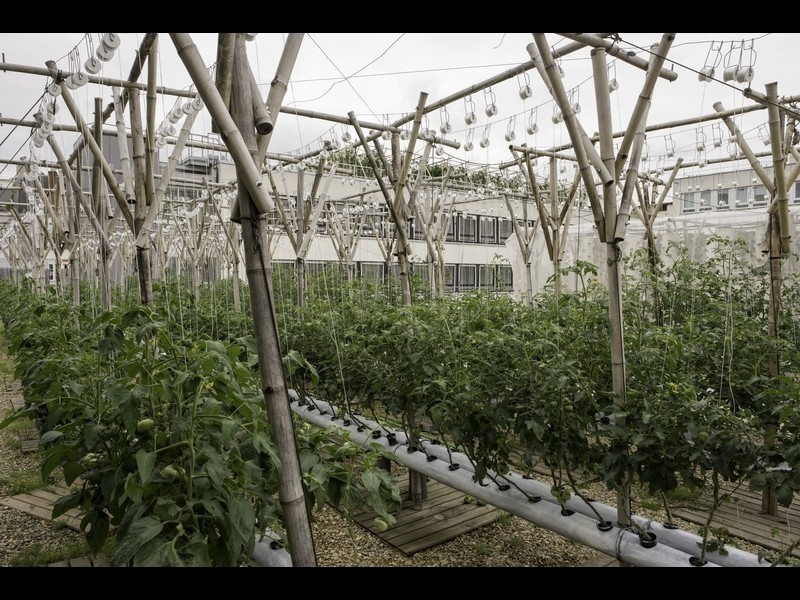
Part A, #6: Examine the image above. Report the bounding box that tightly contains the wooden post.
[172,32,316,567]
[93,97,111,311]
[128,87,154,306]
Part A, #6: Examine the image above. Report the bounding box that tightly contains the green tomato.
[161,465,180,480]
[136,418,155,434]
[373,517,389,532]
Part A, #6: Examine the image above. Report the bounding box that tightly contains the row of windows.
[273,260,514,293]
[681,182,800,212]
[314,213,534,246]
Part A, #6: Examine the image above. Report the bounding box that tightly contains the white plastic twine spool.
[191,96,204,111]
[96,44,114,62]
[464,141,474,151]
[102,32,121,50]
[47,82,61,97]
[479,137,490,148]
[722,65,738,81]
[85,56,102,74]
[342,131,352,143]
[39,121,53,135]
[70,71,89,88]
[736,67,754,83]
[552,111,564,124]
[505,131,515,142]
[485,104,498,117]
[518,85,532,100]
[399,129,409,141]
[440,122,452,134]
[464,112,476,125]
[697,66,715,82]
[182,101,193,115]
[527,123,538,135]
[168,107,183,123]
[608,78,619,92]
[41,109,55,124]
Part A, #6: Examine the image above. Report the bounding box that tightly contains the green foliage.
[0,278,400,567]
[2,230,800,563]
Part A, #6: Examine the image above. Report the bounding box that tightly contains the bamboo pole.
[129,87,154,306]
[713,101,776,198]
[48,133,112,257]
[556,33,678,81]
[112,87,136,205]
[614,35,675,178]
[169,33,273,216]
[764,212,781,517]
[52,70,135,232]
[67,33,160,166]
[530,36,606,242]
[229,33,317,567]
[213,33,236,135]
[133,102,198,249]
[766,82,791,254]
[593,45,628,534]
[31,176,69,249]
[145,37,158,209]
[255,33,305,167]
[92,97,111,311]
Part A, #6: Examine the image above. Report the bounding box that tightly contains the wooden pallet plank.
[0,495,82,530]
[332,471,502,556]
[386,505,499,549]
[674,507,800,559]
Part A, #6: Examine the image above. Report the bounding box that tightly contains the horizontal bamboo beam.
[0,61,194,98]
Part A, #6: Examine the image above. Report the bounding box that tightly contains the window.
[716,189,729,209]
[498,218,514,242]
[445,217,456,242]
[360,262,384,283]
[458,264,477,291]
[753,185,767,205]
[409,220,424,241]
[444,264,456,292]
[497,265,513,291]
[699,190,712,210]
[682,191,697,212]
[479,216,498,244]
[411,262,429,284]
[479,264,494,288]
[460,215,477,243]
[735,187,748,207]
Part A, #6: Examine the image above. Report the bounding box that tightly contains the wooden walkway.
[6,382,39,453]
[672,482,800,561]
[0,485,82,531]
[333,470,502,556]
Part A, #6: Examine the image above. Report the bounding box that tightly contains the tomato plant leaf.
[39,430,63,444]
[136,450,157,484]
[62,461,85,486]
[111,515,163,566]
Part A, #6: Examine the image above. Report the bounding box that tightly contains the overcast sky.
[1,33,797,185]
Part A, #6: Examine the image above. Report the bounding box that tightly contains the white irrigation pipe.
[289,396,716,567]
[253,531,293,567]
[290,393,776,568]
